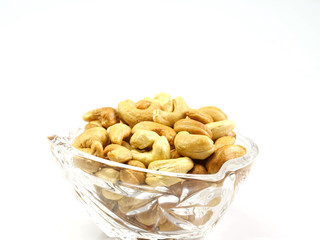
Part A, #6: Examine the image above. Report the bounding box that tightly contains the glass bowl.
[48,127,258,240]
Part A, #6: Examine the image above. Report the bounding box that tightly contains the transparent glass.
[48,127,258,240]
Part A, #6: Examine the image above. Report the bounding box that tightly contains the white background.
[1,0,319,239]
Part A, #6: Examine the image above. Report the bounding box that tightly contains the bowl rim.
[49,126,259,182]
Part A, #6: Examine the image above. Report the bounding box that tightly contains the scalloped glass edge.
[48,126,259,182]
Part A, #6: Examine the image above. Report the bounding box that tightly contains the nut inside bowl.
[48,126,258,240]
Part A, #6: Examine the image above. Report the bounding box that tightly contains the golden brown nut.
[174,118,213,138]
[186,109,213,124]
[131,136,171,166]
[121,141,133,150]
[101,189,123,200]
[103,144,132,163]
[135,204,166,226]
[214,136,236,150]
[72,127,108,158]
[84,120,103,130]
[158,220,181,231]
[198,106,228,122]
[132,121,176,145]
[95,167,120,183]
[120,160,146,185]
[144,93,173,112]
[146,157,194,187]
[170,149,181,159]
[107,123,131,145]
[117,99,161,127]
[153,96,190,127]
[73,156,102,174]
[174,131,215,160]
[83,107,120,128]
[188,164,208,174]
[206,144,247,174]
[130,130,160,149]
[135,99,152,109]
[227,131,237,138]
[117,197,151,214]
[206,120,236,140]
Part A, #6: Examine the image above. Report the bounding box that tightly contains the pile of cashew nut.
[72,93,247,188]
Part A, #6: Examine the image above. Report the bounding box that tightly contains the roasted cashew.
[117,99,161,127]
[174,131,215,160]
[101,189,123,200]
[135,204,166,226]
[130,130,160,149]
[214,136,236,150]
[95,167,120,183]
[131,121,176,145]
[206,144,247,174]
[146,157,194,187]
[135,99,152,109]
[174,118,213,138]
[72,127,108,158]
[186,109,213,124]
[198,106,228,122]
[153,96,190,127]
[189,164,208,174]
[131,136,171,166]
[206,120,236,140]
[159,220,181,231]
[84,120,103,130]
[73,155,102,174]
[170,149,181,159]
[117,197,151,214]
[144,93,173,112]
[83,107,120,128]
[121,141,133,150]
[107,123,131,145]
[103,144,132,163]
[120,160,146,185]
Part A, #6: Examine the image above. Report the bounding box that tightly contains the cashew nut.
[107,123,131,145]
[83,107,120,128]
[72,127,108,158]
[146,157,194,187]
[145,92,173,112]
[117,196,151,214]
[103,144,132,163]
[95,167,120,183]
[84,120,103,130]
[131,136,171,166]
[214,136,236,150]
[135,99,152,109]
[206,144,247,174]
[121,141,133,150]
[101,189,123,200]
[174,131,215,160]
[189,164,208,174]
[159,220,181,231]
[198,106,228,122]
[206,120,236,140]
[170,149,181,159]
[95,168,123,200]
[173,118,213,138]
[120,160,146,185]
[73,155,102,174]
[135,204,166,226]
[117,99,161,127]
[132,121,176,145]
[130,130,160,149]
[186,109,213,124]
[153,96,190,127]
